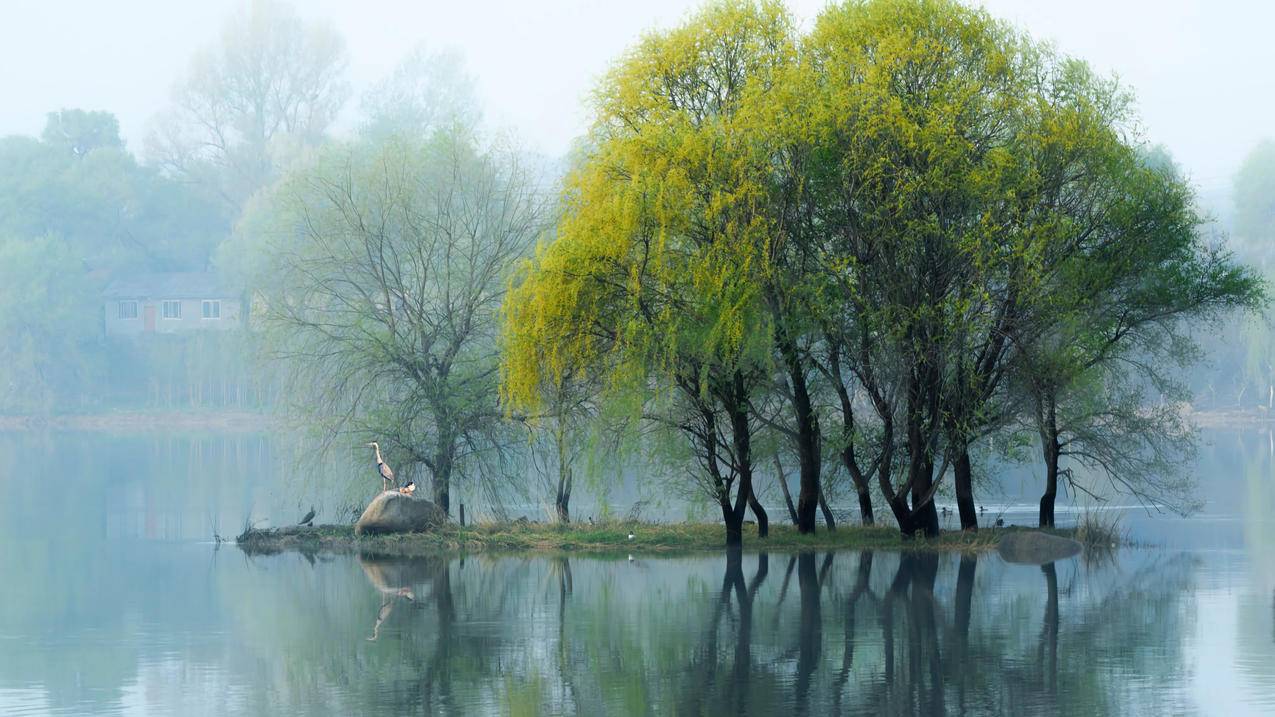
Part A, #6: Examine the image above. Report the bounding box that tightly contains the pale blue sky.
[1,0,1270,205]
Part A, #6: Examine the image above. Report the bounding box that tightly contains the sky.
[2,0,1272,211]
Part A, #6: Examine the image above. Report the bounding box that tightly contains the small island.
[236,519,1098,559]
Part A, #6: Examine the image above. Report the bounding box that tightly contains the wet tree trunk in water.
[774,453,799,525]
[954,447,978,531]
[1038,393,1060,528]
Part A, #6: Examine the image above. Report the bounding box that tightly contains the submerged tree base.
[231,521,1079,557]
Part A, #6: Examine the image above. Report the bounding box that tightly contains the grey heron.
[366,442,397,492]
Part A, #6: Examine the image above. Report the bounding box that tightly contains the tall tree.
[360,45,480,142]
[249,129,543,513]
[502,1,794,543]
[1010,140,1263,526]
[147,0,348,211]
[802,0,1033,536]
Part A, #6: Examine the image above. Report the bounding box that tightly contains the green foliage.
[502,0,1264,533]
[40,109,122,158]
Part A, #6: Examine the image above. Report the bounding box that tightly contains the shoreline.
[234,521,1081,557]
[0,410,274,432]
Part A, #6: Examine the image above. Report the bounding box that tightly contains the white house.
[103,272,242,336]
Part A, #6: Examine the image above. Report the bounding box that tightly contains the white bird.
[627,554,634,562]
[627,533,635,540]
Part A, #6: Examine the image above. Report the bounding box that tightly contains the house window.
[201,300,221,319]
[161,300,181,319]
[118,301,138,319]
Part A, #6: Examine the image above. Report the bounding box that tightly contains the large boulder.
[997,531,1082,565]
[355,492,449,535]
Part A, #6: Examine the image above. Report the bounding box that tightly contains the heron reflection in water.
[367,587,415,642]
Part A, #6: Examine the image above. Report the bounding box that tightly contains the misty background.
[2,0,1274,513]
[3,0,1273,195]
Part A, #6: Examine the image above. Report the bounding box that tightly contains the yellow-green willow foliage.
[503,0,1264,539]
[502,0,798,414]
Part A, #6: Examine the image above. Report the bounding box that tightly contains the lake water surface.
[1,429,1273,715]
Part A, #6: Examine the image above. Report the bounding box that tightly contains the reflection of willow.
[794,552,833,716]
[879,554,945,716]
[677,548,771,715]
[413,556,539,712]
[833,551,879,715]
[999,553,1197,715]
[552,556,578,712]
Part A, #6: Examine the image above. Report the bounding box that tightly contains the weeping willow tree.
[502,1,798,544]
[245,127,545,513]
[505,0,1264,541]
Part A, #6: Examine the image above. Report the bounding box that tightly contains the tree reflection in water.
[293,548,1200,715]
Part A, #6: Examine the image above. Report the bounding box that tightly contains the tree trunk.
[856,488,874,526]
[554,423,573,524]
[555,491,570,524]
[433,446,452,515]
[792,374,821,534]
[747,486,769,538]
[884,494,916,537]
[906,375,940,537]
[819,489,836,531]
[1038,394,1060,528]
[724,382,754,547]
[774,453,799,525]
[722,500,744,547]
[780,337,821,534]
[954,447,978,531]
[828,346,874,525]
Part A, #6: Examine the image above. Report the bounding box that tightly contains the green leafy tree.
[502,1,796,543]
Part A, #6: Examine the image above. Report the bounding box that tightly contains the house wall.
[104,298,242,335]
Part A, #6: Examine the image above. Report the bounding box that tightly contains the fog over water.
[3,1,1275,715]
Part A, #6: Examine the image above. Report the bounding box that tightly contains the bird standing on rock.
[366,442,397,492]
[298,506,315,526]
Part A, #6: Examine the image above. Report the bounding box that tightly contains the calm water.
[1,430,1273,716]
